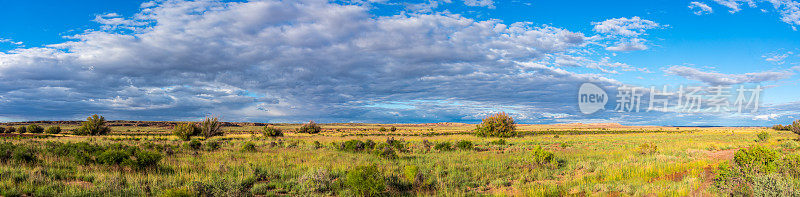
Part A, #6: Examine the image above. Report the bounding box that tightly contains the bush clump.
[130,150,162,170]
[17,126,26,133]
[186,139,202,150]
[345,165,385,197]
[241,141,257,152]
[455,140,474,151]
[757,131,770,142]
[97,149,131,166]
[205,140,221,151]
[297,121,322,134]
[75,114,111,135]
[636,143,658,155]
[529,146,556,167]
[790,120,800,135]
[45,126,61,134]
[376,147,398,159]
[0,143,37,164]
[474,112,517,138]
[173,123,199,141]
[337,139,376,152]
[26,124,44,133]
[733,145,778,173]
[434,142,453,151]
[298,168,334,193]
[773,124,792,131]
[714,146,799,196]
[5,127,14,133]
[199,116,223,139]
[262,125,283,138]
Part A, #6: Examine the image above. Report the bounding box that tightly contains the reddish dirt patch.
[708,149,738,160]
[690,166,718,197]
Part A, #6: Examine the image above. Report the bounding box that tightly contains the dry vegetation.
[0,117,796,196]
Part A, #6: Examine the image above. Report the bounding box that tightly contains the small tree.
[474,112,517,138]
[298,121,322,134]
[792,120,800,136]
[199,116,223,139]
[378,127,387,132]
[27,124,44,133]
[0,127,4,133]
[45,126,62,134]
[390,126,397,132]
[76,114,111,135]
[6,127,15,133]
[173,123,197,141]
[262,125,283,138]
[17,126,26,133]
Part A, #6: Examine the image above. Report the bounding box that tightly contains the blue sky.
[0,0,799,126]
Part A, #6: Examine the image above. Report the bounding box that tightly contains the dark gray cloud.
[1,0,783,125]
[665,65,794,86]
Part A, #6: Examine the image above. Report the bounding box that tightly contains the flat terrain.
[0,121,790,196]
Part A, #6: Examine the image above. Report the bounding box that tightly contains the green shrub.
[186,139,202,150]
[27,124,44,133]
[45,126,61,134]
[298,168,334,193]
[0,127,4,133]
[0,144,37,164]
[734,145,778,173]
[530,146,556,167]
[262,126,283,138]
[757,131,770,142]
[173,123,197,141]
[17,126,26,133]
[97,149,131,166]
[311,141,323,149]
[390,126,397,132]
[455,140,474,151]
[205,140,221,151]
[474,112,517,138]
[76,114,111,135]
[385,138,405,152]
[433,142,453,151]
[345,165,385,197]
[376,147,398,159]
[199,116,223,139]
[636,143,658,155]
[298,121,322,134]
[6,126,15,133]
[751,173,796,196]
[338,140,371,152]
[129,150,162,169]
[241,141,257,152]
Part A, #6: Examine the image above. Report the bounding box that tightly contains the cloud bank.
[0,0,628,123]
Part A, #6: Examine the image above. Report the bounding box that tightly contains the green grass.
[0,124,791,196]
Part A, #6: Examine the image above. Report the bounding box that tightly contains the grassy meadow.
[0,122,796,196]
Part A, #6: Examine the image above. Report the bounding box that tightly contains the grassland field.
[0,122,791,196]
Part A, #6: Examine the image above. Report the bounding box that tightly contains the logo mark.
[578,83,607,114]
